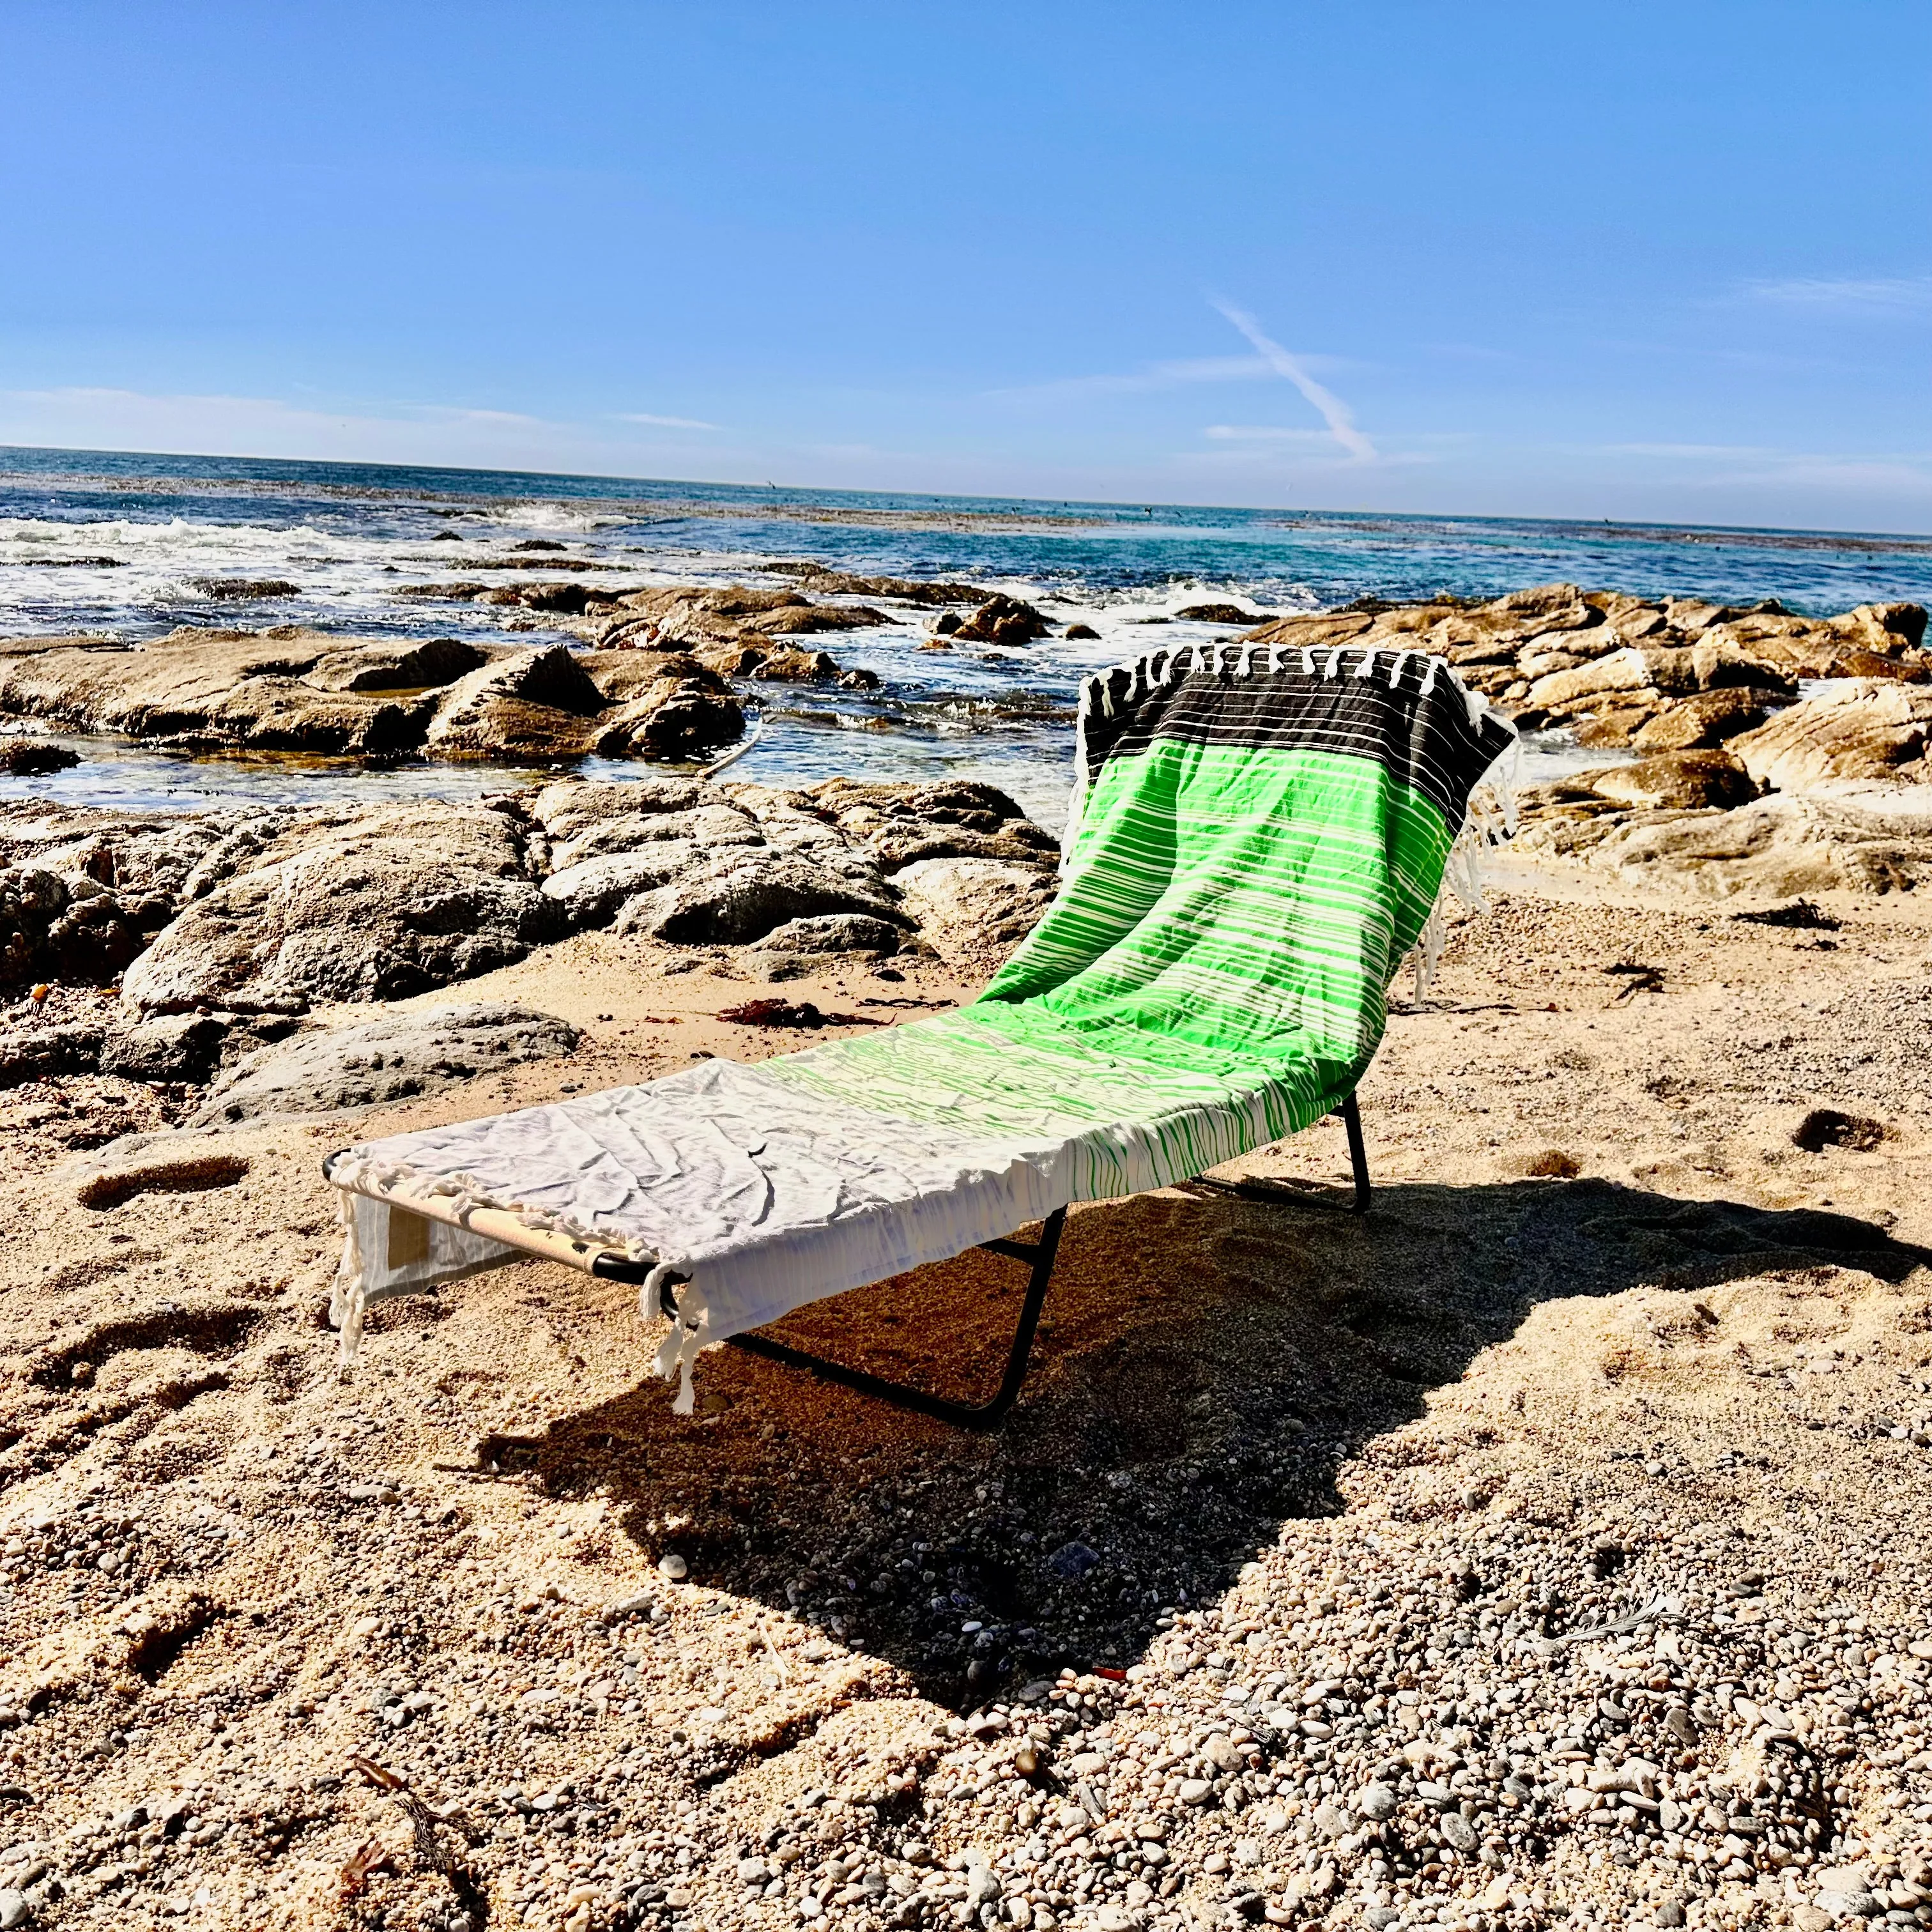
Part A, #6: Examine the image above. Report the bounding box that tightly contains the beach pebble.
[1179,1779,1215,1807]
[656,1554,687,1580]
[0,1892,27,1931]
[1355,1782,1397,1821]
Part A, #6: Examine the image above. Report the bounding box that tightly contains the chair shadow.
[480,1174,1929,1711]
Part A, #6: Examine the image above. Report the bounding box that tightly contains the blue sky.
[3,1,1929,530]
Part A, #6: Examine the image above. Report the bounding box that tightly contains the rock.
[754,914,905,955]
[422,646,608,758]
[540,847,702,928]
[119,800,564,1013]
[1729,680,1932,793]
[1175,604,1259,624]
[187,577,300,599]
[1065,624,1100,641]
[1526,646,1656,710]
[0,626,742,767]
[657,1554,688,1581]
[0,628,454,757]
[891,858,1055,964]
[0,739,78,776]
[0,1887,27,1929]
[1839,599,1928,649]
[1354,1782,1397,1821]
[187,1002,579,1127]
[1046,1541,1100,1579]
[1630,686,1779,751]
[1581,750,1758,810]
[748,647,841,683]
[614,854,905,947]
[1439,1813,1478,1851]
[764,564,990,607]
[0,866,161,988]
[98,1010,298,1085]
[1513,780,1932,895]
[0,1013,105,1087]
[1313,1801,1349,1837]
[949,594,1051,648]
[805,779,1059,873]
[528,777,706,841]
[584,584,888,652]
[1178,1779,1215,1807]
[297,636,488,694]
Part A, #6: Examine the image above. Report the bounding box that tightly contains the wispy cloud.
[1211,302,1376,462]
[615,411,722,430]
[1745,275,1932,313]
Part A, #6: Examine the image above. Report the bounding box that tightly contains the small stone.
[1046,1542,1101,1581]
[0,1893,26,1932]
[657,1554,688,1580]
[1439,1813,1478,1851]
[1314,1802,1349,1839]
[1354,1782,1398,1821]
[1656,1905,1686,1930]
[1790,1912,1829,1932]
[1179,1778,1215,1806]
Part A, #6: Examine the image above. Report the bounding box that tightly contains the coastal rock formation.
[6,778,1054,1044]
[188,1001,582,1128]
[1241,586,1931,748]
[0,627,744,766]
[1728,679,1932,792]
[118,800,566,1013]
[1514,781,1932,895]
[949,592,1051,647]
[571,583,890,653]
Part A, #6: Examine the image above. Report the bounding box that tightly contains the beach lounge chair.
[324,640,1515,1427]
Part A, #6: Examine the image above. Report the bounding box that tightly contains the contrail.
[1213,300,1376,462]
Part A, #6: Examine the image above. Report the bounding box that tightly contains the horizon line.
[2,438,1930,547]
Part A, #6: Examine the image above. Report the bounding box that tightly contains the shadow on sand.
[472,1163,1929,1708]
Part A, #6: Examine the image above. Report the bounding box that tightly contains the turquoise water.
[5,445,1931,824]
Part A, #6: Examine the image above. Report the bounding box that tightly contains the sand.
[0,870,1928,1932]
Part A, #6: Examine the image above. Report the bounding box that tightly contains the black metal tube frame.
[590,1090,1368,1430]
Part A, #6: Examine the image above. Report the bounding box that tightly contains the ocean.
[6,445,1932,828]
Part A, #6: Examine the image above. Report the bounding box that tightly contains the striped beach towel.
[325,640,1515,1406]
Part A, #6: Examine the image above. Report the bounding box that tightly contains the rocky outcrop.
[1513,783,1932,897]
[1728,680,1932,793]
[1241,587,1930,749]
[572,584,890,654]
[118,800,565,1013]
[187,1002,581,1128]
[11,774,1055,1025]
[0,627,744,766]
[949,594,1051,648]
[763,563,992,608]
[0,737,79,775]
[892,856,1058,967]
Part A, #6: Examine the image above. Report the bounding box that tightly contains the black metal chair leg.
[604,1208,1070,1432]
[1185,1089,1373,1215]
[1336,1089,1372,1214]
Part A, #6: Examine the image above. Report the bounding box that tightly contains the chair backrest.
[977,641,1517,1080]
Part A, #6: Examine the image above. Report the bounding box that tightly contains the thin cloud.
[1211,302,1376,462]
[615,411,722,431]
[1745,276,1932,313]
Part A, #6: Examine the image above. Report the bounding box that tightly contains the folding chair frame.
[590,1091,1371,1431]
